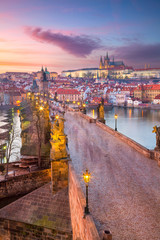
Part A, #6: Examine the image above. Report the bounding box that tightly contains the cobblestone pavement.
[65,112,160,240]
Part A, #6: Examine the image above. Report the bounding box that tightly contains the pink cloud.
[25,27,102,57]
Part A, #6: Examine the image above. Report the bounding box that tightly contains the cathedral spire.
[106,52,109,60]
[41,66,44,72]
[99,56,103,69]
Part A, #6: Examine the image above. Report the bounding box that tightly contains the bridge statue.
[97,98,105,124]
[152,126,160,151]
[50,117,67,159]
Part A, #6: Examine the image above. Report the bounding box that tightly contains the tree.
[4,116,21,175]
[33,102,51,168]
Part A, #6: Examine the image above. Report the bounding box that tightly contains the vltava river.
[87,107,160,150]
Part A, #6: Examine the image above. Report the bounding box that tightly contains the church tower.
[99,56,104,69]
[104,52,110,69]
[39,67,48,95]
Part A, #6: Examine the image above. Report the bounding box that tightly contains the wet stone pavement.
[64,112,160,240]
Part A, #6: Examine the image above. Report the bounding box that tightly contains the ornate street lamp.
[83,169,91,215]
[114,114,118,131]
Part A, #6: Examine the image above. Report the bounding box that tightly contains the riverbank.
[113,103,160,110]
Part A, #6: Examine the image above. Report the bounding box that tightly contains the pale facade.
[62,68,109,78]
[130,68,160,79]
[134,85,160,102]
[116,93,127,105]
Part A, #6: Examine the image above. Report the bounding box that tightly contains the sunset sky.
[0,0,160,73]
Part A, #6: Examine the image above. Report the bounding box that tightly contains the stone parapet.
[0,219,72,240]
[69,163,100,240]
[0,169,51,199]
[74,111,160,164]
[95,120,151,158]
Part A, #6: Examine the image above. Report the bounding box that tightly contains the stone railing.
[69,163,101,240]
[0,169,51,199]
[0,219,72,240]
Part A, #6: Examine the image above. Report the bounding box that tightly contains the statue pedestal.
[154,147,160,151]
[97,118,106,124]
[51,158,69,194]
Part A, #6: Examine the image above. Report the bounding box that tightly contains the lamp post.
[83,169,91,215]
[114,114,118,131]
[39,106,44,111]
[55,115,59,120]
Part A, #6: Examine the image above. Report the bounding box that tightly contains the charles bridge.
[0,99,160,240]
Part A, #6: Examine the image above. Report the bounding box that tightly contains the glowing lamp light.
[3,145,7,150]
[83,169,91,184]
[73,101,75,104]
[114,114,118,131]
[39,106,43,111]
[83,104,86,107]
[55,115,59,120]
[67,99,69,102]
[77,102,80,105]
[83,169,91,215]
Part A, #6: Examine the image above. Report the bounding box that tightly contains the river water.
[87,107,160,150]
[0,110,21,163]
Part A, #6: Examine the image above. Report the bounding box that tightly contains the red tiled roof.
[56,88,80,95]
[154,94,160,99]
[135,84,160,91]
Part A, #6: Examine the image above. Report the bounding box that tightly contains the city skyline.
[0,0,160,73]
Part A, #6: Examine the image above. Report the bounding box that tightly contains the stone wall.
[0,219,72,240]
[95,120,151,158]
[69,163,100,240]
[0,169,51,199]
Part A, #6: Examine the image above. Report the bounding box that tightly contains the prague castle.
[62,52,131,79]
[99,52,125,70]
